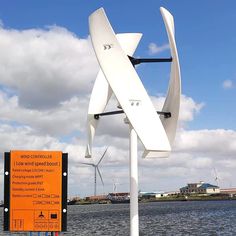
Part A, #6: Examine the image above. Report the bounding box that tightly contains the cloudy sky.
[0,1,235,198]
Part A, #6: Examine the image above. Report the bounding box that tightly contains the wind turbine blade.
[89,8,170,154]
[97,167,104,186]
[77,162,95,167]
[143,8,181,158]
[85,33,142,158]
[97,147,108,165]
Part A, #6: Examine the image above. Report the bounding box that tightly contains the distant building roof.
[199,183,219,189]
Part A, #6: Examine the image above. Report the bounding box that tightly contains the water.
[1,200,236,235]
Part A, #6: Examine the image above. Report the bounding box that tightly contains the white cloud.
[179,95,204,124]
[175,129,236,156]
[222,79,234,89]
[0,91,88,136]
[137,126,236,191]
[148,42,169,55]
[0,25,98,109]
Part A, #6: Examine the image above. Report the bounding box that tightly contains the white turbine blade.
[97,167,104,186]
[143,7,181,158]
[89,8,171,153]
[97,147,108,165]
[85,33,142,158]
[78,162,95,167]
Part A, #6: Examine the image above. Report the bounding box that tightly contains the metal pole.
[95,167,97,196]
[129,126,139,236]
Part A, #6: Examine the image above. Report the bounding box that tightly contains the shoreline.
[67,194,236,205]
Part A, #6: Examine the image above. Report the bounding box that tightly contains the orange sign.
[4,150,67,232]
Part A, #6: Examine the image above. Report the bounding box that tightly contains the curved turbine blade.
[143,7,181,158]
[97,147,108,165]
[89,8,170,153]
[85,33,142,158]
[160,7,181,143]
[97,167,104,186]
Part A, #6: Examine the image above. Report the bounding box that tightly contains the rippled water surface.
[1,200,236,235]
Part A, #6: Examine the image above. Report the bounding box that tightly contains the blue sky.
[0,1,235,197]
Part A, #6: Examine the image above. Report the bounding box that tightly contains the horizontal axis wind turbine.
[79,147,108,196]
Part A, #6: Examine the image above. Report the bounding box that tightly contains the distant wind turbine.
[213,167,220,187]
[79,147,108,196]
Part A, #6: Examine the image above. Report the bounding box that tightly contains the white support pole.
[129,126,139,236]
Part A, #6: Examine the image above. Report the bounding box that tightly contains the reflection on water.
[1,201,236,235]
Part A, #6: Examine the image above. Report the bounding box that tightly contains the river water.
[1,200,236,235]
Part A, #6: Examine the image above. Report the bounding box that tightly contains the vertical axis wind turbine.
[87,7,181,236]
[80,148,108,196]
